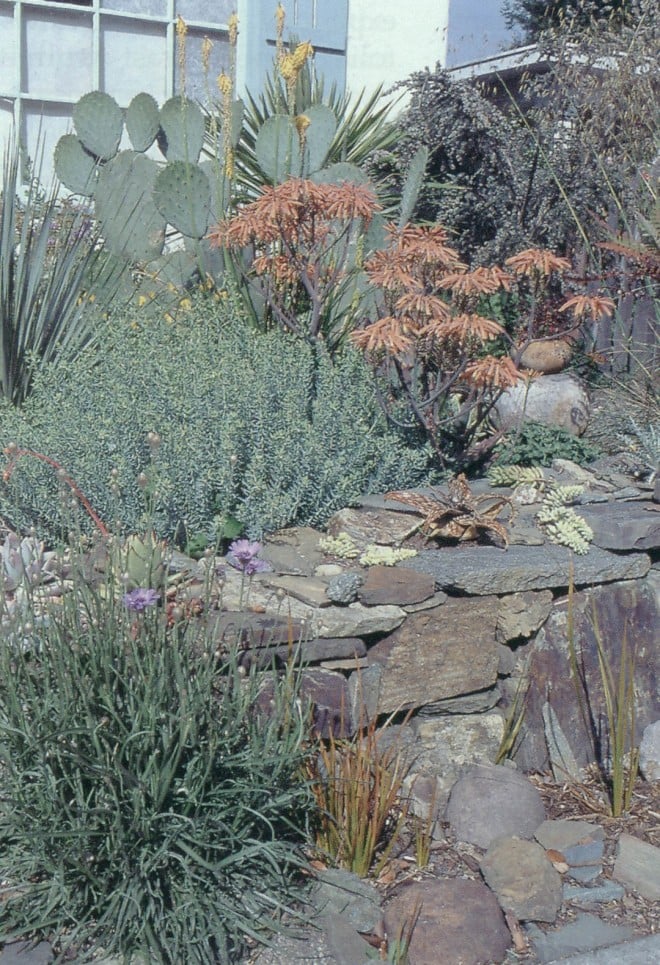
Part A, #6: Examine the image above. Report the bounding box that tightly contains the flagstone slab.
[399,543,651,594]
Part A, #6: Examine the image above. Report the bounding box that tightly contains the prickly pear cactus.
[73,91,123,161]
[126,92,160,153]
[95,151,166,262]
[255,114,302,183]
[298,104,337,175]
[158,96,205,163]
[153,162,211,240]
[398,145,429,228]
[54,134,99,196]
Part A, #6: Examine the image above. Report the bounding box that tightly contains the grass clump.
[0,547,316,963]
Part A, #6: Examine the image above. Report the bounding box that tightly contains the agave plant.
[0,133,118,406]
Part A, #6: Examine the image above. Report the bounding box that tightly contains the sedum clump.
[0,298,432,542]
[536,485,593,554]
[319,532,361,559]
[358,544,417,567]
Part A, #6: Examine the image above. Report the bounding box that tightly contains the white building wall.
[345,0,450,96]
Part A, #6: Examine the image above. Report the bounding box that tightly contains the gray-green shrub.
[0,297,432,541]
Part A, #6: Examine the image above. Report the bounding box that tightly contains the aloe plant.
[0,134,117,406]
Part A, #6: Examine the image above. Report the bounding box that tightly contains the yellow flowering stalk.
[176,15,188,93]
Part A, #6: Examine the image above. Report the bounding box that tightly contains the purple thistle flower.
[123,587,160,612]
[227,539,271,575]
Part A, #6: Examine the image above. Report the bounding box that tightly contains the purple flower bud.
[123,587,160,612]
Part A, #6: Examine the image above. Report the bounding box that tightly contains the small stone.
[481,836,563,922]
[563,881,626,904]
[315,563,343,577]
[325,571,363,605]
[496,590,553,642]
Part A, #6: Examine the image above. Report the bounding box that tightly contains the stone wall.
[211,461,659,814]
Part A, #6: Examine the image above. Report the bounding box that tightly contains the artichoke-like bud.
[1,532,52,590]
[120,532,167,590]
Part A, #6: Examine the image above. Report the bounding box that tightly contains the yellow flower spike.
[201,36,213,75]
[166,282,177,293]
[137,295,148,307]
[292,41,313,70]
[179,297,192,311]
[164,313,174,324]
[176,15,188,90]
[278,53,295,81]
[217,72,232,96]
[275,3,285,38]
[294,114,311,136]
[228,13,239,47]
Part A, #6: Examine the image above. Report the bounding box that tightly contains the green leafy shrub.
[0,298,432,541]
[0,566,314,963]
[494,421,601,468]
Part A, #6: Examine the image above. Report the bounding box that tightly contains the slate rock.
[311,868,382,933]
[480,836,563,922]
[325,571,362,605]
[262,573,332,607]
[358,565,435,607]
[496,589,553,642]
[325,507,418,547]
[361,597,499,715]
[406,712,505,814]
[208,611,307,648]
[400,543,651,595]
[383,877,511,965]
[262,526,325,575]
[317,601,406,638]
[535,819,605,854]
[445,764,546,849]
[639,719,660,781]
[240,636,366,670]
[318,913,372,965]
[563,881,626,904]
[613,833,660,900]
[578,502,660,551]
[544,932,660,963]
[255,668,351,739]
[526,912,635,963]
[0,943,54,964]
[513,577,660,772]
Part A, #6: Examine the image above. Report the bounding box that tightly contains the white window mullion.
[166,0,175,97]
[92,0,101,91]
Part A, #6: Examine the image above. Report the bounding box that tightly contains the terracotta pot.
[517,338,573,374]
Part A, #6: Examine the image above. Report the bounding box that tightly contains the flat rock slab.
[261,526,325,575]
[497,589,554,642]
[578,502,660,551]
[325,506,418,547]
[527,913,635,963]
[613,833,660,900]
[362,597,499,714]
[384,877,511,965]
[544,932,660,963]
[480,836,563,922]
[358,565,435,606]
[399,543,650,594]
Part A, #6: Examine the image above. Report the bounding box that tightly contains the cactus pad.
[126,93,160,153]
[255,115,302,183]
[73,91,123,161]
[298,104,337,175]
[54,134,99,196]
[153,162,211,239]
[158,96,205,162]
[95,151,166,262]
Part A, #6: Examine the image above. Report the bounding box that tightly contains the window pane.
[175,29,231,106]
[0,6,16,94]
[23,10,93,99]
[101,18,168,104]
[23,102,72,186]
[101,0,168,15]
[176,0,234,24]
